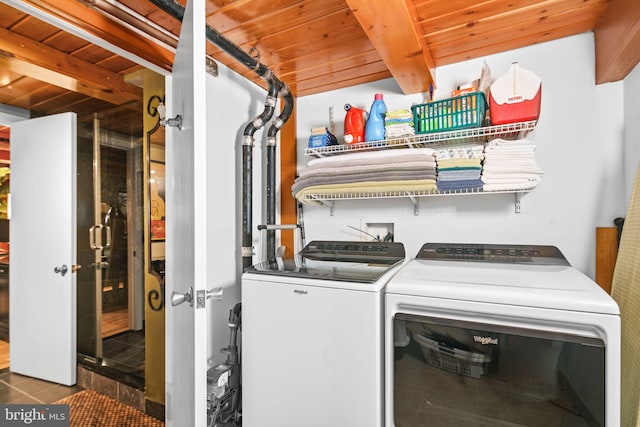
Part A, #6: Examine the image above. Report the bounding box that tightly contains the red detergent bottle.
[343,104,367,144]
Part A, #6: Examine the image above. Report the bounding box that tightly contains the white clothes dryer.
[385,243,620,427]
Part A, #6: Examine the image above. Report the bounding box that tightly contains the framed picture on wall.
[150,161,165,241]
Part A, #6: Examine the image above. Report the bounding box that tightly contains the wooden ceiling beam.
[16,0,174,73]
[595,0,640,84]
[344,0,435,94]
[0,26,141,105]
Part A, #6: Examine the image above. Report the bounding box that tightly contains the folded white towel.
[483,177,541,192]
[299,160,436,178]
[481,173,543,183]
[483,159,540,168]
[484,153,535,160]
[307,147,435,168]
[385,124,415,138]
[484,146,536,154]
[483,164,544,174]
[486,138,535,147]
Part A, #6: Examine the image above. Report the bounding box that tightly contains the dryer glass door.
[393,314,605,426]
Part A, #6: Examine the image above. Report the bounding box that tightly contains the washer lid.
[388,245,619,315]
[245,240,406,284]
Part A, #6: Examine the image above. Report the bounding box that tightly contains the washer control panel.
[301,240,406,264]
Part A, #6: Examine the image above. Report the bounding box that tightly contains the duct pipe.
[147,0,295,268]
[265,84,294,260]
[85,0,179,51]
[148,0,274,80]
[242,75,278,269]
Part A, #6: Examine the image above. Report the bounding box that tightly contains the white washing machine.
[385,243,620,427]
[242,240,406,427]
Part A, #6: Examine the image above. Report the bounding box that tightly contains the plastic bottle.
[343,104,367,144]
[365,93,387,142]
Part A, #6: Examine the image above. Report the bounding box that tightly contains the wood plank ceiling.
[0,0,638,153]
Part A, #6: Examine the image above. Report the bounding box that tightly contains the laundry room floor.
[0,369,83,404]
[393,343,590,427]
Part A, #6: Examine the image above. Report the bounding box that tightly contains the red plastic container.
[489,62,541,125]
[343,104,367,144]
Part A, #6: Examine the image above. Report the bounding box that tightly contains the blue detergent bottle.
[365,93,387,141]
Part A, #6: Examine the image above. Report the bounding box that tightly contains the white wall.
[296,32,625,277]
[623,62,640,203]
[205,63,267,365]
[0,104,30,126]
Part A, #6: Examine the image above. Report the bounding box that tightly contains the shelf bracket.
[407,193,420,215]
[515,193,521,213]
[318,200,335,216]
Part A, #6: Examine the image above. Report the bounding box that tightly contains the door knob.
[171,287,193,307]
[54,265,68,276]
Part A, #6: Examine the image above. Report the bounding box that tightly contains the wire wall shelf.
[304,120,537,157]
[300,120,539,214]
[303,188,531,215]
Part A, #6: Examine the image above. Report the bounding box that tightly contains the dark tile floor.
[102,329,145,379]
[0,330,144,407]
[0,369,84,404]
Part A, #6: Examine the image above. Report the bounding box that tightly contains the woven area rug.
[55,389,164,427]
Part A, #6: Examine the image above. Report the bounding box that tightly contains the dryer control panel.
[416,243,569,265]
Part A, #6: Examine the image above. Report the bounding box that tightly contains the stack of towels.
[435,145,484,192]
[293,148,436,204]
[482,138,543,191]
[384,109,415,139]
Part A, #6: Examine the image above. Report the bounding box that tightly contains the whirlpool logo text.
[473,335,498,345]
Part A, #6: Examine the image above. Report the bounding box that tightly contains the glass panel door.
[77,115,144,381]
[77,120,98,359]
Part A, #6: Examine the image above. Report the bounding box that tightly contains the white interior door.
[165,0,209,424]
[9,112,77,386]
